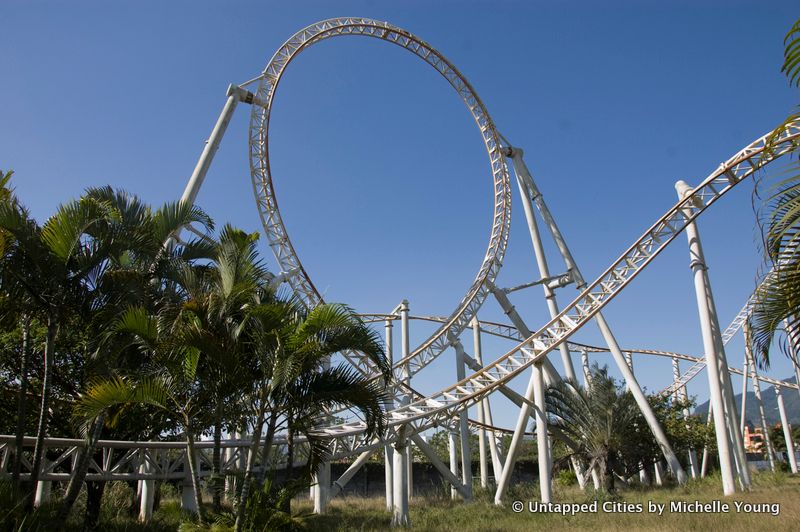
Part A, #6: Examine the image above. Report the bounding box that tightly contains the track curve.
[248,17,511,380]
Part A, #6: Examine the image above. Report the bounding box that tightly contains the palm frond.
[41,196,115,262]
[152,201,214,244]
[74,375,169,422]
[782,18,800,87]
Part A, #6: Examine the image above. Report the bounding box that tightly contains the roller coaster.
[3,17,800,526]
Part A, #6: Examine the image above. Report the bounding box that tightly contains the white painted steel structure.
[4,17,800,524]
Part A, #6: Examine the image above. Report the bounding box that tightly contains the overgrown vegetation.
[0,176,390,530]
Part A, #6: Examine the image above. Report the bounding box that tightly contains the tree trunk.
[85,480,106,530]
[12,315,31,493]
[282,424,294,514]
[255,411,278,487]
[234,408,267,532]
[27,318,57,509]
[56,412,106,521]
[185,425,205,524]
[601,456,615,492]
[212,406,223,511]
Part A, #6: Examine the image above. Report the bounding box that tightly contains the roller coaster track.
[248,17,511,383]
[5,17,799,488]
[308,118,800,459]
[358,313,796,401]
[242,17,800,460]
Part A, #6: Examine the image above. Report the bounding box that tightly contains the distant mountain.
[694,375,800,427]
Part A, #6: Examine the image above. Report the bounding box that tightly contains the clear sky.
[2,0,799,429]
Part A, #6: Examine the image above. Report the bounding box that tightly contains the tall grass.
[296,471,800,532]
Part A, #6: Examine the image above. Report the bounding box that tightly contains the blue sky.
[2,0,799,429]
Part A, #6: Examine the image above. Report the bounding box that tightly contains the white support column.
[472,321,489,488]
[676,180,737,495]
[313,462,330,514]
[476,397,488,489]
[639,463,651,485]
[571,457,587,490]
[701,405,712,478]
[33,458,51,507]
[532,360,553,502]
[581,349,592,387]
[385,318,395,511]
[494,363,552,505]
[330,448,375,498]
[392,437,410,527]
[178,85,250,208]
[775,386,798,473]
[510,148,687,483]
[591,468,601,490]
[181,451,198,514]
[410,434,470,499]
[717,350,752,488]
[744,330,776,471]
[470,320,503,481]
[172,84,245,246]
[740,352,749,435]
[139,451,155,523]
[673,359,700,478]
[454,331,473,500]
[483,402,503,481]
[448,432,459,500]
[400,301,413,502]
[512,163,578,382]
[654,462,665,486]
[223,442,234,502]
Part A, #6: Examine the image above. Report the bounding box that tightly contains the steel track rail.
[358,313,792,399]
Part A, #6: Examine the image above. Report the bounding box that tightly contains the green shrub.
[556,469,577,487]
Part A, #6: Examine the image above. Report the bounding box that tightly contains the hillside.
[694,375,800,426]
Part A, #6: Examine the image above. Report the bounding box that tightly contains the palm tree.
[749,17,800,367]
[74,306,211,524]
[231,301,390,532]
[544,367,656,492]
[56,189,215,522]
[0,192,114,508]
[171,224,271,511]
[0,171,34,494]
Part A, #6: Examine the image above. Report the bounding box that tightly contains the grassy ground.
[5,472,799,531]
[295,472,800,532]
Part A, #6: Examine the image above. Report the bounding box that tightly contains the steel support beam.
[139,452,155,523]
[391,437,410,528]
[454,331,473,500]
[509,148,687,484]
[472,318,503,481]
[672,358,700,478]
[775,386,798,473]
[744,328,776,472]
[410,434,470,499]
[384,318,395,511]
[330,447,376,498]
[400,301,413,502]
[676,180,739,494]
[513,165,578,382]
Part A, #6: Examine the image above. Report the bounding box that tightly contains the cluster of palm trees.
[0,173,390,529]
